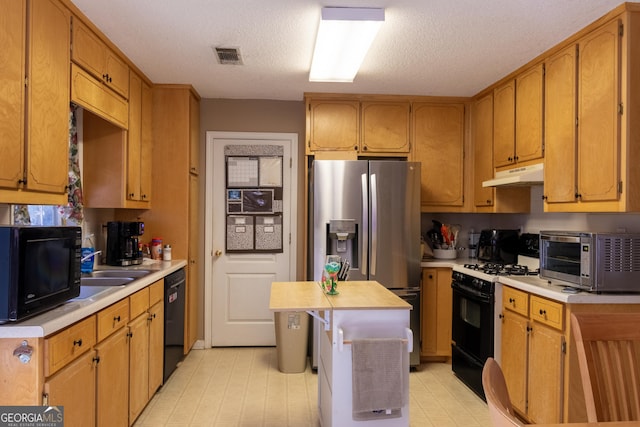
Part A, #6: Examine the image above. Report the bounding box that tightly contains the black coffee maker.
[106,221,144,266]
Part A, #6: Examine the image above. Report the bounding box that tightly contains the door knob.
[215,250,223,257]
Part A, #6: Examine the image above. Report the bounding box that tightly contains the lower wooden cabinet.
[95,328,129,427]
[40,281,164,427]
[129,281,164,424]
[421,267,453,360]
[500,286,565,424]
[44,350,97,427]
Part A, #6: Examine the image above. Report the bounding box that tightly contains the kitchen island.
[270,280,412,427]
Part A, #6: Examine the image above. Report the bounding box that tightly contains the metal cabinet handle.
[73,339,82,347]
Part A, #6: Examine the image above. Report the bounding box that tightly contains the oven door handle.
[451,282,493,303]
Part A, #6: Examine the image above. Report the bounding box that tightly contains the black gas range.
[450,232,540,400]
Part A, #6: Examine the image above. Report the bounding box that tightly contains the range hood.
[482,163,544,187]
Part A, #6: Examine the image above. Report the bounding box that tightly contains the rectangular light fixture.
[309,7,385,82]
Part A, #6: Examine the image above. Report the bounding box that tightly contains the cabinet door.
[493,80,516,168]
[148,301,164,396]
[45,350,96,427]
[71,18,128,99]
[421,268,452,357]
[413,103,465,207]
[577,19,621,202]
[71,18,106,86]
[188,92,200,174]
[127,72,142,201]
[0,0,25,190]
[26,0,70,193]
[545,45,578,203]
[104,50,129,99]
[126,73,151,203]
[140,81,153,201]
[528,323,564,424]
[515,63,544,162]
[128,314,150,423]
[95,328,129,427]
[501,309,528,415]
[361,101,410,153]
[307,100,359,152]
[186,173,199,352]
[472,93,494,207]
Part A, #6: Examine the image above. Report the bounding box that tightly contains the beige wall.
[198,98,306,340]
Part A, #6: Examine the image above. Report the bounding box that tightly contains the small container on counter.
[151,237,163,260]
[163,244,172,261]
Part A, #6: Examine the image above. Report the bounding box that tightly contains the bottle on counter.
[81,234,96,274]
[151,237,163,260]
[163,244,172,261]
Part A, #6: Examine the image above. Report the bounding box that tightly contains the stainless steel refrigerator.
[308,160,422,366]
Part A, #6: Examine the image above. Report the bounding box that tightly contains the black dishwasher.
[164,268,185,382]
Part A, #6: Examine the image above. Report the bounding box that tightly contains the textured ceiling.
[70,0,635,101]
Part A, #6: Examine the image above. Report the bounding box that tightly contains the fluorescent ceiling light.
[309,7,385,82]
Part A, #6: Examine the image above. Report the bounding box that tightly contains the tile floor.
[134,347,492,427]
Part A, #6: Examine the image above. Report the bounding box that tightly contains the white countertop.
[421,257,640,304]
[0,260,187,338]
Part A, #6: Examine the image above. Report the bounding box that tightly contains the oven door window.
[542,240,581,276]
[452,288,494,362]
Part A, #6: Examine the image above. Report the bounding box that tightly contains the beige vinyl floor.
[133,347,492,427]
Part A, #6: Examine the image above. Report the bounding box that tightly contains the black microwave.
[0,226,82,322]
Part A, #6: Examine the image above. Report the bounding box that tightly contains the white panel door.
[205,132,297,346]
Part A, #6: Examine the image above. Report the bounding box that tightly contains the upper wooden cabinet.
[577,19,620,204]
[544,15,640,212]
[472,94,495,207]
[493,80,516,168]
[189,92,200,175]
[360,101,411,153]
[83,108,150,209]
[305,96,411,156]
[71,17,129,99]
[0,0,70,205]
[412,103,465,209]
[515,63,544,162]
[544,44,578,204]
[493,63,544,168]
[126,72,152,204]
[472,93,531,213]
[306,98,360,153]
[71,63,128,129]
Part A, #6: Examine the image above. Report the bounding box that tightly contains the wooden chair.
[482,357,526,427]
[570,312,640,422]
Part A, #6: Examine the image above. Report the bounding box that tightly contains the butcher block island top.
[269,280,411,311]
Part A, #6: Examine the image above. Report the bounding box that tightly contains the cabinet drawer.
[149,279,164,306]
[530,296,564,330]
[45,316,97,377]
[130,287,150,319]
[97,299,130,342]
[503,286,529,317]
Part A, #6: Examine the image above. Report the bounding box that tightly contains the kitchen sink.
[73,285,114,300]
[81,277,134,287]
[89,270,151,278]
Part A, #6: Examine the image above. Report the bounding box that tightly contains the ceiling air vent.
[214,47,243,65]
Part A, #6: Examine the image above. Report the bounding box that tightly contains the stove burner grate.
[463,263,539,276]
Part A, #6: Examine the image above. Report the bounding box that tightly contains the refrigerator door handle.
[370,173,377,276]
[361,173,368,275]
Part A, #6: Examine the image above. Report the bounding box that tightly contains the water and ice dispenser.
[326,219,358,267]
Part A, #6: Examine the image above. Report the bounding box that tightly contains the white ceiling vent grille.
[214,47,243,65]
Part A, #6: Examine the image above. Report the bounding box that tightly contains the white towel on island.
[351,338,407,421]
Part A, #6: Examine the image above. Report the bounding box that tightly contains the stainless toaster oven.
[540,231,640,293]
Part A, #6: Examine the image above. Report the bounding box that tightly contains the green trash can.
[274,311,310,373]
